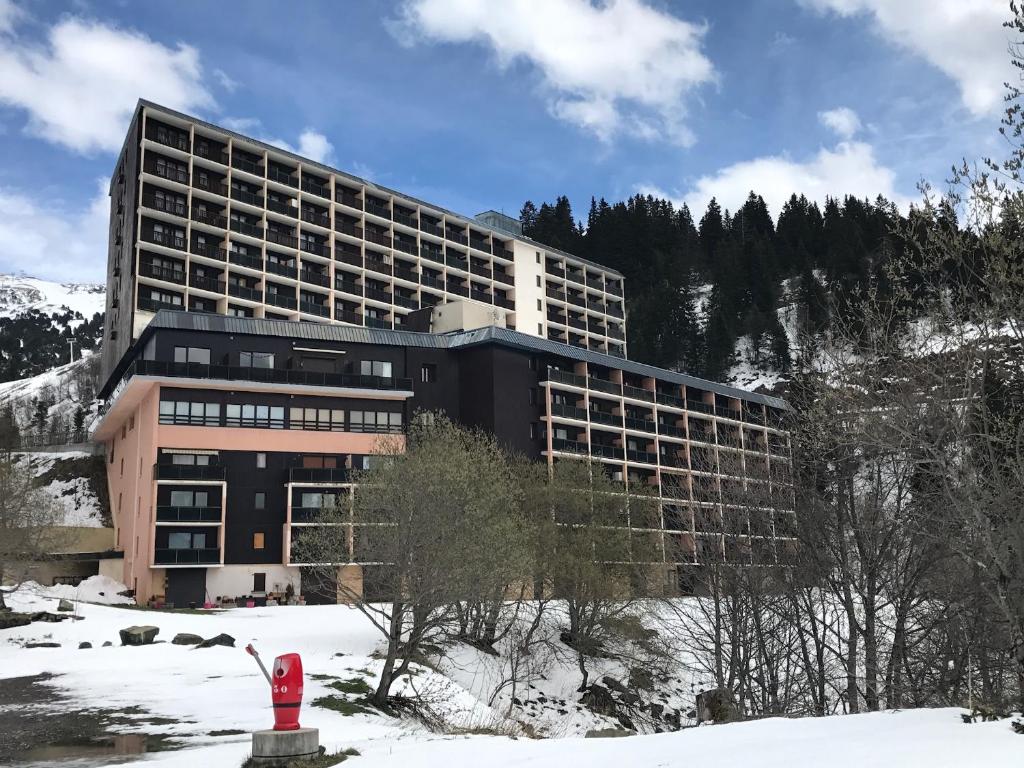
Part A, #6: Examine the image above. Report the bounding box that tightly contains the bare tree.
[296,415,530,708]
[0,451,66,610]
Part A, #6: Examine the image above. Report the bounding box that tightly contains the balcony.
[335,308,362,324]
[193,175,228,197]
[394,239,417,256]
[145,230,186,251]
[266,292,297,310]
[268,167,298,187]
[546,264,566,278]
[545,367,587,388]
[141,193,187,218]
[627,449,659,465]
[263,261,295,280]
[394,211,418,228]
[364,315,390,329]
[365,229,391,248]
[299,300,330,318]
[567,293,586,308]
[607,282,623,296]
[230,219,264,239]
[394,294,418,310]
[420,247,444,265]
[586,276,604,290]
[154,463,226,481]
[624,416,656,433]
[590,409,619,427]
[494,269,513,285]
[568,316,586,331]
[470,263,492,279]
[447,255,469,272]
[546,287,566,301]
[364,256,392,275]
[660,423,686,439]
[420,220,443,237]
[336,220,363,240]
[301,179,330,199]
[289,467,351,484]
[227,283,262,302]
[231,155,264,176]
[156,506,221,523]
[335,278,362,296]
[191,208,227,229]
[149,129,189,152]
[335,248,362,268]
[657,392,685,409]
[120,358,413,392]
[228,250,263,271]
[148,163,189,185]
[137,296,183,313]
[420,274,444,290]
[154,548,220,566]
[266,229,298,249]
[687,400,715,416]
[588,377,620,395]
[267,198,297,217]
[231,188,265,208]
[300,240,330,258]
[300,208,331,228]
[139,263,185,285]
[445,229,468,246]
[608,304,625,318]
[623,385,655,403]
[446,283,469,298]
[191,242,227,261]
[469,238,491,254]
[716,406,743,421]
[495,296,514,310]
[365,200,391,219]
[291,506,335,523]
[393,264,419,283]
[300,268,330,288]
[365,286,392,303]
[550,438,588,455]
[550,403,588,421]
[189,274,223,293]
[337,189,362,209]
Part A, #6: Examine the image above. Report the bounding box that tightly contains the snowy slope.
[0,591,1019,768]
[0,273,105,320]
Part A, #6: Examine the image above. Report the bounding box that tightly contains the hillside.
[0,274,105,321]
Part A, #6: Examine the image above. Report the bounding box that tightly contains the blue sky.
[0,0,1014,282]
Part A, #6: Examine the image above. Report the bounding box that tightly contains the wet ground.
[0,674,185,766]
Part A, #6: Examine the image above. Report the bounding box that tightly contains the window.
[254,492,265,510]
[159,400,220,426]
[256,452,266,469]
[349,411,403,433]
[147,288,182,306]
[253,573,267,592]
[174,346,211,365]
[538,323,544,335]
[536,251,541,264]
[420,364,437,383]
[300,492,329,508]
[359,360,393,378]
[289,407,345,431]
[301,455,338,469]
[169,490,208,507]
[225,403,285,429]
[536,275,542,287]
[170,453,211,466]
[253,533,265,550]
[537,298,542,311]
[240,351,275,368]
[529,388,537,406]
[168,532,207,550]
[530,423,537,440]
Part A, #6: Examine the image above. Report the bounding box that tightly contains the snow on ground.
[15,576,134,605]
[1,589,1019,767]
[0,274,105,321]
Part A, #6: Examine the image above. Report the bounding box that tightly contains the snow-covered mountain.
[0,273,105,320]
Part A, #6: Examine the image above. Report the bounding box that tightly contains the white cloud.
[638,139,912,219]
[798,0,1012,117]
[390,0,716,145]
[213,68,239,93]
[266,129,335,165]
[0,0,25,34]
[0,180,109,282]
[0,15,214,154]
[818,106,861,138]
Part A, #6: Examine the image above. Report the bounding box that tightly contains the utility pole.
[68,338,75,364]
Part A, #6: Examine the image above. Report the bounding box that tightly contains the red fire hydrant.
[246,644,304,731]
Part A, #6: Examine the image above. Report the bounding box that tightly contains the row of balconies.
[546,284,625,317]
[142,140,517,259]
[545,261,623,297]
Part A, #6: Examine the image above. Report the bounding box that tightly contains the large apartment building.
[101,100,626,382]
[95,311,792,606]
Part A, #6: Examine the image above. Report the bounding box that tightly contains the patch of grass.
[327,677,372,696]
[208,728,247,737]
[311,695,375,717]
[109,603,219,615]
[241,748,359,768]
[308,673,339,682]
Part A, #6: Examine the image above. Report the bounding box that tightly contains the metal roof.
[128,311,787,409]
[130,99,624,279]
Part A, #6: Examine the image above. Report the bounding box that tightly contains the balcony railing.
[550,403,588,421]
[588,377,620,395]
[447,256,469,271]
[589,409,619,427]
[231,188,265,208]
[230,219,264,239]
[687,400,715,415]
[624,416,656,433]
[267,199,297,217]
[299,300,330,318]
[156,506,221,523]
[335,279,362,296]
[469,239,491,254]
[149,130,189,152]
[145,231,186,251]
[300,240,330,258]
[393,264,419,283]
[121,358,412,392]
[227,283,262,302]
[623,385,655,403]
[289,467,351,484]
[154,548,220,566]
[148,163,189,185]
[550,438,588,455]
[189,274,223,293]
[232,155,264,176]
[420,247,444,264]
[264,262,296,280]
[627,449,659,465]
[420,220,443,237]
[300,209,331,228]
[446,230,468,246]
[545,367,587,388]
[365,200,391,219]
[266,292,297,310]
[336,221,363,239]
[336,190,362,209]
[154,463,226,481]
[228,251,263,271]
[494,269,513,285]
[191,242,227,261]
[268,167,298,187]
[137,296,183,313]
[393,294,419,310]
[141,193,187,218]
[266,229,298,249]
[191,208,227,229]
[139,263,185,284]
[364,257,392,275]
[660,423,686,439]
[300,269,330,288]
[336,249,362,268]
[394,211,418,228]
[301,179,330,199]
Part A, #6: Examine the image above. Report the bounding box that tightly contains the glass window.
[253,533,265,550]
[301,492,323,508]
[359,360,393,378]
[170,490,192,506]
[174,346,211,364]
[420,364,436,383]
[191,532,207,549]
[168,532,191,549]
[240,351,275,368]
[255,492,265,509]
[256,453,266,468]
